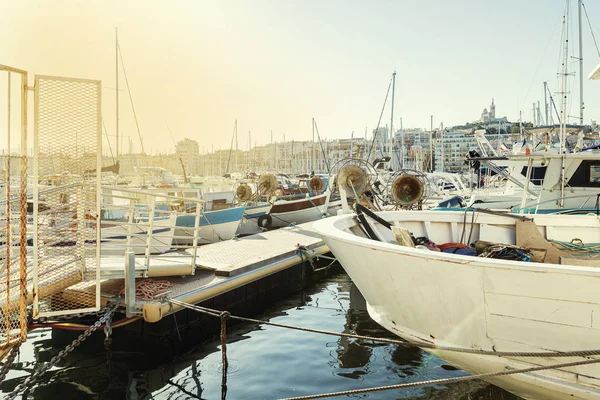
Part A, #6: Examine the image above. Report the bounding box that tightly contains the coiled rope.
[118,279,172,301]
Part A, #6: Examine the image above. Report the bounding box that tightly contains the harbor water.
[0,266,518,399]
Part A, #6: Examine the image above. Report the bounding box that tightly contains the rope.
[118,279,172,301]
[550,239,600,254]
[270,213,296,227]
[200,212,225,242]
[165,298,600,359]
[279,357,600,400]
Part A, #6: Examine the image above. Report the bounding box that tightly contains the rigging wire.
[519,18,561,114]
[312,120,331,173]
[225,121,236,175]
[366,76,393,162]
[102,118,115,162]
[117,43,146,154]
[582,2,600,58]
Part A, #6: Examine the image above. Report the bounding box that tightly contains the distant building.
[176,138,200,174]
[434,130,479,173]
[476,99,509,125]
[176,138,199,157]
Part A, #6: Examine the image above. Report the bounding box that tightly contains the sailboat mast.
[115,27,119,159]
[544,81,549,125]
[390,71,396,168]
[559,2,570,207]
[312,118,315,173]
[429,115,433,172]
[248,130,251,171]
[235,119,238,172]
[578,0,584,125]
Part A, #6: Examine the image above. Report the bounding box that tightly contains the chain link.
[6,303,118,400]
[0,342,21,383]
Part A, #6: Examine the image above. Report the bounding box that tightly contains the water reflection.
[1,268,519,399]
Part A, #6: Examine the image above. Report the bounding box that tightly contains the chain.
[0,342,21,383]
[6,303,118,400]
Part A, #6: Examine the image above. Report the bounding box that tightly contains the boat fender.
[257,214,272,230]
[143,303,163,323]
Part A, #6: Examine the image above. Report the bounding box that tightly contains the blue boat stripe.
[103,227,171,240]
[244,211,267,219]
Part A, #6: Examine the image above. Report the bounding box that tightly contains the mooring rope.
[166,298,600,359]
[279,357,600,400]
[166,298,600,399]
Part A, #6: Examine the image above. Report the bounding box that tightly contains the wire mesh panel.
[0,155,29,348]
[0,65,29,351]
[33,75,101,318]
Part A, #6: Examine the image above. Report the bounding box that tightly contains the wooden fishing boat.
[269,192,341,229]
[315,208,600,399]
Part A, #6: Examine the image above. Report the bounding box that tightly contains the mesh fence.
[34,75,101,317]
[0,155,29,347]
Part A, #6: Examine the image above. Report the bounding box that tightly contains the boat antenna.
[117,41,146,154]
[166,122,188,184]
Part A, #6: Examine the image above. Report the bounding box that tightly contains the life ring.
[257,214,272,230]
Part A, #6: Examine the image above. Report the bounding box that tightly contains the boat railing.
[101,186,204,277]
[511,191,600,214]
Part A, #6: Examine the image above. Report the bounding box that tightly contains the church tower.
[490,98,496,119]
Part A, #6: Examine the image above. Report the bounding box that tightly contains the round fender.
[257,214,273,230]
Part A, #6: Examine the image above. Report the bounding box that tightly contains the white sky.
[1,0,600,155]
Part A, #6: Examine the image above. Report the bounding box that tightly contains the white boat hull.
[236,203,273,236]
[101,215,177,255]
[315,210,600,399]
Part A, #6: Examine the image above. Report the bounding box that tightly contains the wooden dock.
[88,221,330,323]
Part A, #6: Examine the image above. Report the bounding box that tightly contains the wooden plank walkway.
[194,223,324,277]
[62,221,329,322]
